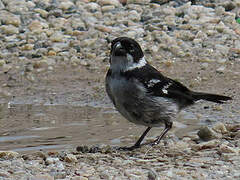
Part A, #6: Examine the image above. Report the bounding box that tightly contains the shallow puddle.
[0,102,124,152]
[0,99,205,153]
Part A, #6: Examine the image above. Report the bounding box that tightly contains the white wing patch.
[147,79,161,87]
[125,57,147,71]
[162,83,171,94]
[162,89,168,94]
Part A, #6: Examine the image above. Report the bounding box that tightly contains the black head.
[110,37,144,63]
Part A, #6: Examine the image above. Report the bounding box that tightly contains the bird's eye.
[129,46,135,53]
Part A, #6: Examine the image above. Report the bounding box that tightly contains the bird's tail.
[191,91,232,104]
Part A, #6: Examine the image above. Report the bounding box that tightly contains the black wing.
[123,64,195,108]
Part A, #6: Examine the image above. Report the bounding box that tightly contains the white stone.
[1,25,19,35]
[97,0,121,7]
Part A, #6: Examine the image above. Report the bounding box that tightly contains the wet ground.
[0,60,239,153]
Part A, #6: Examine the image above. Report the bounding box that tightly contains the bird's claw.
[117,145,140,151]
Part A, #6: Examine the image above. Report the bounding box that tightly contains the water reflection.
[0,100,236,153]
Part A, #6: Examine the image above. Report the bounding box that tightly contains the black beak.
[113,42,122,51]
[112,42,126,57]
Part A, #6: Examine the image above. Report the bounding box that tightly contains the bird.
[105,37,232,150]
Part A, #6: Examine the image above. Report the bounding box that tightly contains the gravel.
[0,123,240,179]
[0,0,240,179]
[0,0,239,81]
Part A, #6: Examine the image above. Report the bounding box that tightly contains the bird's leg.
[133,127,152,147]
[118,127,152,151]
[151,122,173,146]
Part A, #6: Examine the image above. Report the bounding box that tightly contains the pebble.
[34,8,49,18]
[219,144,239,154]
[128,10,141,21]
[45,157,60,165]
[20,44,34,51]
[192,139,220,150]
[217,58,227,64]
[65,154,78,163]
[50,32,65,42]
[0,170,10,177]
[28,20,44,32]
[2,64,12,73]
[175,30,195,41]
[29,174,54,180]
[1,13,21,27]
[7,0,29,13]
[0,60,6,66]
[48,50,57,56]
[201,62,209,69]
[97,0,121,7]
[1,25,19,35]
[84,2,101,13]
[101,5,115,12]
[215,44,229,57]
[212,122,228,134]
[197,126,221,141]
[127,0,150,4]
[80,38,97,47]
[216,66,226,73]
[50,170,67,179]
[59,1,75,10]
[95,25,112,33]
[0,151,19,159]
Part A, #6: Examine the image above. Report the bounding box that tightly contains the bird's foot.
[142,137,161,147]
[117,145,140,151]
[149,140,159,147]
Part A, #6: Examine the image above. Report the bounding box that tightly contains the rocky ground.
[0,0,240,179]
[1,123,240,179]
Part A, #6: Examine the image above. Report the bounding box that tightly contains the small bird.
[105,37,232,150]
